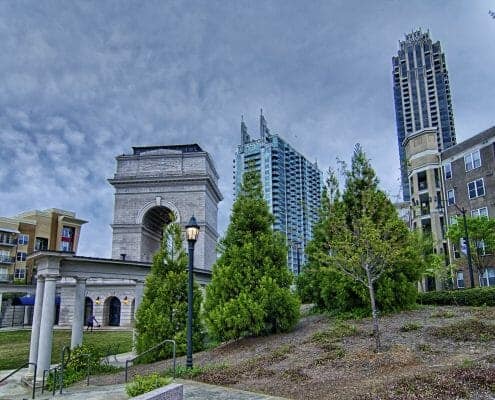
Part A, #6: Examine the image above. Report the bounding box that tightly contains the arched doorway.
[141,206,173,261]
[106,296,121,326]
[84,297,93,324]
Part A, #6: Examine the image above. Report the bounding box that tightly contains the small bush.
[400,322,422,332]
[125,373,172,397]
[172,364,207,379]
[418,287,495,306]
[416,343,432,353]
[46,344,120,390]
[430,318,495,342]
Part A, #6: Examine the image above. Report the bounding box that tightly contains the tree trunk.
[365,264,381,351]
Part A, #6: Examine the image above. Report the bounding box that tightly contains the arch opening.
[84,297,93,324]
[104,296,121,326]
[141,206,173,261]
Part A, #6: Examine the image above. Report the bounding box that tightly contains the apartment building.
[393,29,456,201]
[441,126,495,288]
[405,126,495,290]
[0,209,86,283]
[234,112,323,274]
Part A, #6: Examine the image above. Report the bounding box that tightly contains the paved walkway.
[0,370,287,400]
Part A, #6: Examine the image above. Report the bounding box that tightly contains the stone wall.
[131,383,183,400]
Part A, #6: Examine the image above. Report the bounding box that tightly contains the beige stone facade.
[405,128,448,291]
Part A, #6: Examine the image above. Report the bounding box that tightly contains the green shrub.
[125,373,172,397]
[418,287,495,306]
[430,318,495,342]
[400,322,422,332]
[46,344,120,390]
[430,309,455,318]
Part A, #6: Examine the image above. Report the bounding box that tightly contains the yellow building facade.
[0,209,86,283]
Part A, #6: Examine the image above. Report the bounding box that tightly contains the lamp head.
[185,215,200,242]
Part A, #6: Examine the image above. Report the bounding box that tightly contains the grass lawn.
[0,329,133,370]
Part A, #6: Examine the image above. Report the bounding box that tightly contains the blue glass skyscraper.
[234,111,323,275]
[393,29,456,201]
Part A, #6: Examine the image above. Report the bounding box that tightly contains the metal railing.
[41,345,75,395]
[0,362,37,399]
[125,339,176,382]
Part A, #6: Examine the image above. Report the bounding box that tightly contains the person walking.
[86,314,99,332]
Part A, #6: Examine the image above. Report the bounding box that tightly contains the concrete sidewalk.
[0,369,287,400]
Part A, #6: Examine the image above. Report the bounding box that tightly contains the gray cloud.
[0,1,494,257]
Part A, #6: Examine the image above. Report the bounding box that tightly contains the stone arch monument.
[108,144,223,270]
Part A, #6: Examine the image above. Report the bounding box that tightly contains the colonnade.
[26,273,145,379]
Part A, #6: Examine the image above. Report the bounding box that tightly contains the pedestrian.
[86,314,99,332]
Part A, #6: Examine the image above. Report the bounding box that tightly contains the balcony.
[0,255,15,264]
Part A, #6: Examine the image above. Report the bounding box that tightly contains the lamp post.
[453,205,475,288]
[185,216,200,369]
[295,243,301,275]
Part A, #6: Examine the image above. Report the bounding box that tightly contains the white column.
[36,276,57,376]
[27,277,45,376]
[134,280,145,312]
[71,278,86,348]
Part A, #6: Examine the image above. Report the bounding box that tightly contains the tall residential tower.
[393,29,456,201]
[234,111,323,275]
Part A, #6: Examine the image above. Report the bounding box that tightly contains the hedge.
[418,287,495,306]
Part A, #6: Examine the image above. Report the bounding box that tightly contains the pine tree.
[298,145,423,349]
[135,218,203,362]
[203,168,300,341]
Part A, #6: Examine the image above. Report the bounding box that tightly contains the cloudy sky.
[1,1,494,257]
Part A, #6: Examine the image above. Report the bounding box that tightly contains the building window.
[464,150,481,171]
[444,162,452,179]
[417,171,427,191]
[18,234,29,246]
[471,207,488,218]
[447,189,455,205]
[0,232,15,245]
[468,178,485,199]
[16,252,27,262]
[60,226,75,252]
[452,243,460,259]
[456,271,465,289]
[35,237,49,251]
[479,267,495,287]
[14,268,26,279]
[61,241,73,252]
[0,267,8,281]
[61,226,75,239]
[476,239,487,256]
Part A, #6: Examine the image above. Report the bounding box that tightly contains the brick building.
[405,126,495,290]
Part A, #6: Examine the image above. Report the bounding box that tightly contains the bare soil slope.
[93,305,495,399]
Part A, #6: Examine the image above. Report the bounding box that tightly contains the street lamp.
[295,243,301,275]
[452,205,475,288]
[185,215,200,369]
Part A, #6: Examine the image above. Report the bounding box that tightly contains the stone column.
[71,278,86,348]
[36,276,57,376]
[27,277,45,376]
[134,280,145,312]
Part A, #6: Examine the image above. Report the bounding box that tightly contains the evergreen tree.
[298,145,423,337]
[204,168,300,341]
[135,218,203,362]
